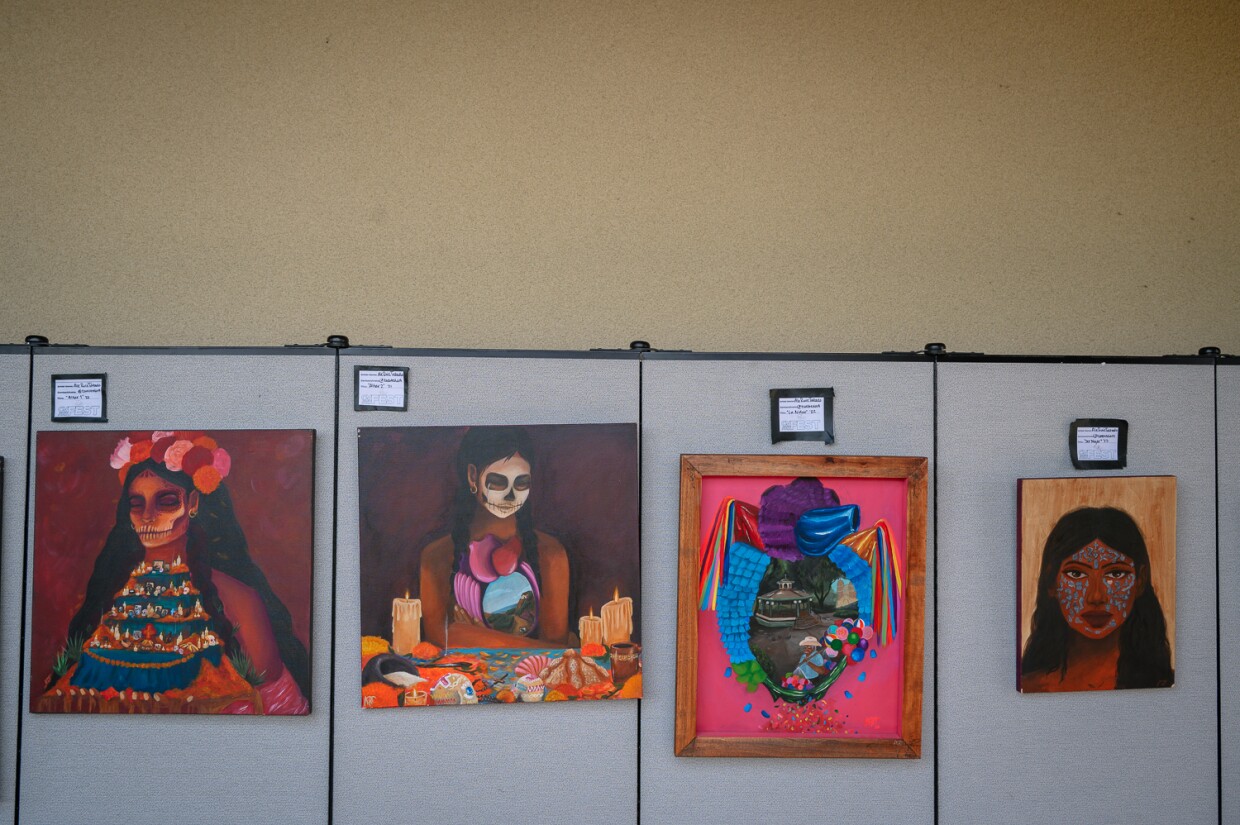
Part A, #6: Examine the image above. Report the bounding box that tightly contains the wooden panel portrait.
[1018,476,1176,693]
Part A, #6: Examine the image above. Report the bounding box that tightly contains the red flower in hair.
[150,436,177,464]
[180,446,213,477]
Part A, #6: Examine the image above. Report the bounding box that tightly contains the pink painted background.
[696,474,909,739]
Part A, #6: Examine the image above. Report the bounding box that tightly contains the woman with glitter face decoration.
[420,427,570,649]
[1021,506,1174,692]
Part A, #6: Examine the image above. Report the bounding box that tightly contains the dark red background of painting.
[357,424,640,643]
[30,429,315,700]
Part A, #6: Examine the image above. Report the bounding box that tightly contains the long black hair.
[449,427,539,580]
[64,458,311,699]
[1021,506,1173,689]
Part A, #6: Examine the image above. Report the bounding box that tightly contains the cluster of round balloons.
[823,618,874,664]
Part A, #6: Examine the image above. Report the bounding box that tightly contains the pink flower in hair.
[163,440,195,472]
[151,431,176,442]
[212,447,232,478]
[109,437,132,470]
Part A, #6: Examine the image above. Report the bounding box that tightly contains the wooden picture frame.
[676,454,927,758]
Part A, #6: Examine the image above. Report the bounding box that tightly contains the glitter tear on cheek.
[1057,577,1087,625]
[1106,573,1136,620]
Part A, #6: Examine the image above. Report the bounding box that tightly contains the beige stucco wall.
[2,1,1236,354]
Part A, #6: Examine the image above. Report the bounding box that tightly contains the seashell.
[515,654,551,678]
[514,674,545,702]
[453,573,483,620]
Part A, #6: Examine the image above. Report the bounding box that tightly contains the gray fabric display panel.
[640,357,935,823]
[1220,363,1239,824]
[937,362,1216,825]
[335,351,640,824]
[19,348,334,825]
[0,348,30,825]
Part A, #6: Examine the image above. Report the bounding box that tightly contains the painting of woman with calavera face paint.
[357,424,641,708]
[31,430,314,714]
[1018,476,1176,693]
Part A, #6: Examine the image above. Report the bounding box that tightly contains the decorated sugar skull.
[513,674,545,702]
[430,672,479,705]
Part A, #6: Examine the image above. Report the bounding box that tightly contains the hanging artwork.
[676,454,926,758]
[1017,475,1176,693]
[31,430,314,715]
[357,424,641,707]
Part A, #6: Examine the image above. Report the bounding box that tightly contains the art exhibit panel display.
[31,429,315,715]
[676,454,926,758]
[1018,475,1176,693]
[357,424,641,707]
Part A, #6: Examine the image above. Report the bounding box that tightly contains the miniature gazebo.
[753,578,812,628]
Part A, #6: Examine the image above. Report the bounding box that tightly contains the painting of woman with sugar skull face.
[1018,476,1176,693]
[357,424,641,708]
[31,429,314,714]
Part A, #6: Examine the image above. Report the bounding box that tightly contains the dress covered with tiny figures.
[38,558,259,713]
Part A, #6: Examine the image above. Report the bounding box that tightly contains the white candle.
[392,594,422,655]
[578,608,604,648]
[601,590,633,646]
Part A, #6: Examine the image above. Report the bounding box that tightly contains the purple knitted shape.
[757,478,840,560]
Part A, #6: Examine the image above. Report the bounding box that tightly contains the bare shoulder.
[212,569,262,607]
[421,534,455,570]
[534,530,567,560]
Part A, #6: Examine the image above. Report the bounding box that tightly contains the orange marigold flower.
[192,436,218,451]
[410,641,441,659]
[118,466,131,486]
[616,673,643,699]
[193,466,223,494]
[581,643,607,658]
[361,636,391,657]
[361,683,401,709]
[129,441,152,464]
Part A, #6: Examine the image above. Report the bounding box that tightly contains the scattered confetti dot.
[844,690,853,699]
[724,667,732,678]
[761,710,770,718]
[743,703,752,712]
[858,672,867,682]
[870,649,877,658]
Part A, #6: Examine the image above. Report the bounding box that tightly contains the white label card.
[53,377,104,419]
[1076,426,1120,462]
[357,369,406,409]
[777,396,826,433]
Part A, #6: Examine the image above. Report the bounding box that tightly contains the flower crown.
[110,431,232,495]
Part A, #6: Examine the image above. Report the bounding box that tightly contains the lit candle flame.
[404,590,410,600]
[614,587,620,601]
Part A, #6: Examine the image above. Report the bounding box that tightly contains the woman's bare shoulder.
[421,534,455,567]
[534,530,567,557]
